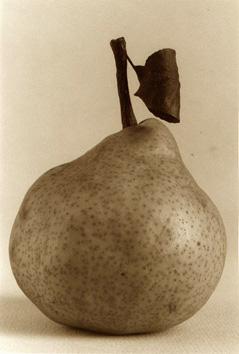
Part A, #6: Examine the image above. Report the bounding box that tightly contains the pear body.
[9,119,226,334]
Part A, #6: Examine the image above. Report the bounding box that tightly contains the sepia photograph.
[0,1,238,353]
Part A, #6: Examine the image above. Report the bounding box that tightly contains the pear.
[9,38,226,335]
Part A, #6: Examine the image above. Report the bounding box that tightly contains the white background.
[0,1,238,353]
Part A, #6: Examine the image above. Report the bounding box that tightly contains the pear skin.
[9,118,226,334]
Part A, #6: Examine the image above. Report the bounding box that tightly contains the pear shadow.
[0,295,99,338]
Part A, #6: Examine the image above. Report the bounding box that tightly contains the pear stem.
[110,37,137,129]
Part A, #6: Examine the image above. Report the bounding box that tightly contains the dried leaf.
[134,49,180,123]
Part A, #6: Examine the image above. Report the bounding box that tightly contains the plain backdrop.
[0,1,238,353]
